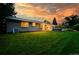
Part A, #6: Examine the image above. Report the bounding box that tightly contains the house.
[42,20,52,31]
[5,16,52,33]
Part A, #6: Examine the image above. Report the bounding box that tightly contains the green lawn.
[0,31,79,55]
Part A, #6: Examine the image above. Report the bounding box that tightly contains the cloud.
[15,3,79,23]
[15,3,51,18]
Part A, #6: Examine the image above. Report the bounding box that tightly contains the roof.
[44,20,50,24]
[6,16,44,23]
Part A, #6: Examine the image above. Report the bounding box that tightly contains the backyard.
[0,31,79,55]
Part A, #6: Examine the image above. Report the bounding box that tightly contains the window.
[32,22,36,26]
[36,23,40,27]
[21,21,29,27]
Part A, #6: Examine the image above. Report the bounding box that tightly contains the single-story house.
[5,16,52,33]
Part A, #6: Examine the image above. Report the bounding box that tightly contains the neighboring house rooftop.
[6,16,44,23]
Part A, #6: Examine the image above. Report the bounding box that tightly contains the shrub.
[73,24,79,31]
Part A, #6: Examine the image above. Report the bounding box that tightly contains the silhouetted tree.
[0,3,16,33]
[53,17,57,25]
[65,15,79,27]
[64,15,79,31]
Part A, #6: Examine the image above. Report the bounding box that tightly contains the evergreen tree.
[53,17,57,25]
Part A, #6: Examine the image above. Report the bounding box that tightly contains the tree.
[65,15,79,27]
[64,15,79,31]
[73,24,79,31]
[53,17,57,25]
[0,3,16,33]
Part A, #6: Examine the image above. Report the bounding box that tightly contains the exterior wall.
[42,23,46,31]
[42,23,52,31]
[46,24,52,31]
[6,21,42,33]
[6,21,20,33]
[19,26,41,32]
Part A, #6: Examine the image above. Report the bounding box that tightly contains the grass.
[0,31,79,55]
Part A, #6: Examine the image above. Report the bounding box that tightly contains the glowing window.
[32,22,36,26]
[21,21,29,27]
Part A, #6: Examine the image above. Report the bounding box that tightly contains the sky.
[15,3,79,24]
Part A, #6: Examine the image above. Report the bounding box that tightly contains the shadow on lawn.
[0,35,9,55]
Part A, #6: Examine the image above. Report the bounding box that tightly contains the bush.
[73,24,79,31]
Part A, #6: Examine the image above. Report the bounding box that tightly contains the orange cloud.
[15,3,79,24]
[53,7,78,22]
[15,3,51,19]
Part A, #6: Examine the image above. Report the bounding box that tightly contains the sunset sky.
[15,3,79,24]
